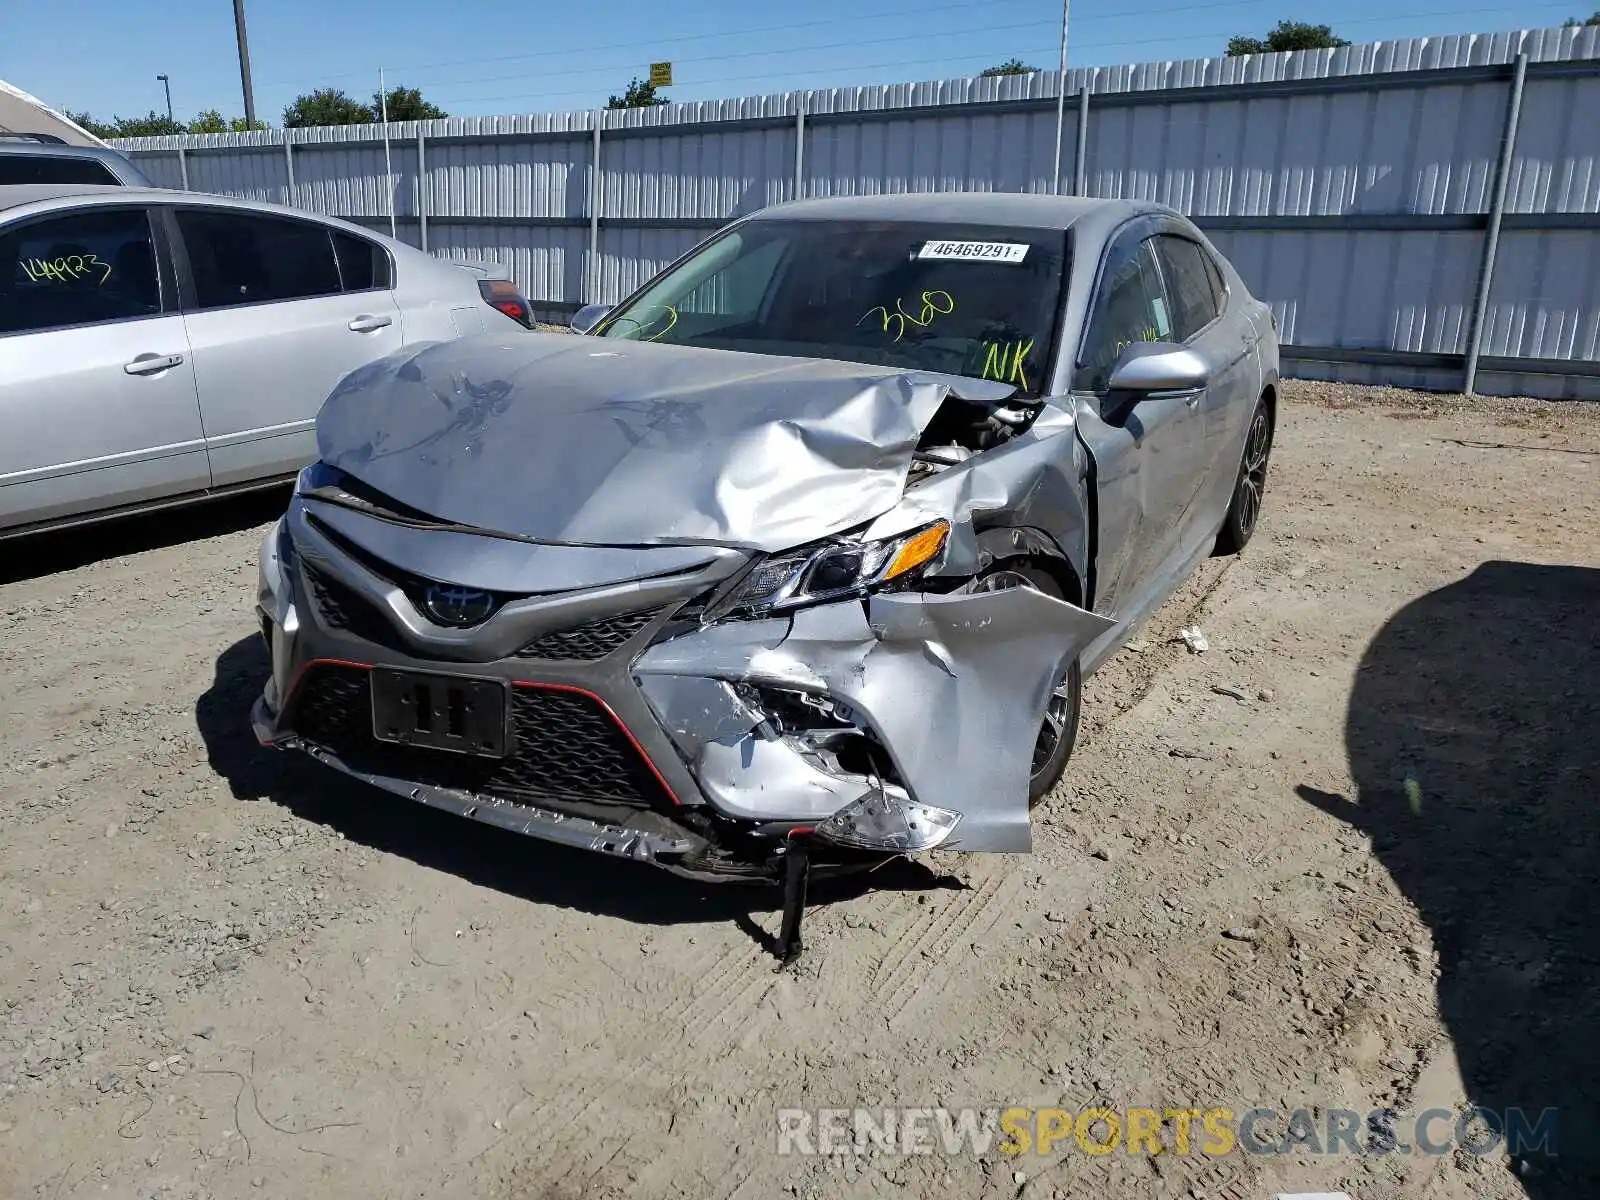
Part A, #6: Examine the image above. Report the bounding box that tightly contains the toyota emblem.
[421,583,496,628]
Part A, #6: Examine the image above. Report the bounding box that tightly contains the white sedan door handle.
[347,314,394,333]
[123,353,185,376]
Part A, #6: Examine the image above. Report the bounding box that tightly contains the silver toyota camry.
[252,193,1279,950]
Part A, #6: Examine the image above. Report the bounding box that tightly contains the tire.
[968,564,1082,806]
[1214,396,1274,556]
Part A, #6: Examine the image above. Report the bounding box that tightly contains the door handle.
[1185,393,1203,407]
[123,353,184,376]
[347,314,394,333]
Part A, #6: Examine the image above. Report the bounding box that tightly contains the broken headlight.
[711,521,949,618]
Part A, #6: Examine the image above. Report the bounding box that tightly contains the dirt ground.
[1,381,1596,1200]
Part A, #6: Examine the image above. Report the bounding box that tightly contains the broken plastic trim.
[753,684,904,787]
[814,789,962,852]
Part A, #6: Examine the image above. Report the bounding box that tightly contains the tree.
[607,77,668,109]
[187,109,229,134]
[1562,11,1600,23]
[1227,20,1351,55]
[187,109,266,134]
[980,58,1038,76]
[66,109,184,138]
[282,88,374,128]
[65,110,115,139]
[65,111,173,138]
[68,106,263,139]
[370,86,447,122]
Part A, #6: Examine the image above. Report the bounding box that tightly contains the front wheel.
[969,564,1082,806]
[1214,397,1274,555]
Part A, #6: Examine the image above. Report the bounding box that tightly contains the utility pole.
[157,74,174,126]
[233,0,257,129]
[1050,0,1071,193]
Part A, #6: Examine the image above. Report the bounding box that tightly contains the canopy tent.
[0,80,106,148]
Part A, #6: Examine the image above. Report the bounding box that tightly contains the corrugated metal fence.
[114,24,1600,399]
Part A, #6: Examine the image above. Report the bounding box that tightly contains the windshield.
[596,219,1068,397]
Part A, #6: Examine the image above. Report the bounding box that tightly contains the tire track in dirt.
[881,868,1030,1029]
[498,934,780,1183]
[866,863,1009,1009]
[1082,556,1238,735]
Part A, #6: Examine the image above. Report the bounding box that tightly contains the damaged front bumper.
[253,500,1112,880]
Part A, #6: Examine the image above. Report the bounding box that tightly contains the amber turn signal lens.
[883,522,949,581]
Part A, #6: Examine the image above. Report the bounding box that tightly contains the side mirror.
[569,303,612,334]
[1105,342,1209,393]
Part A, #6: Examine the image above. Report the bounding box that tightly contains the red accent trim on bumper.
[281,656,376,717]
[278,660,682,809]
[510,679,682,807]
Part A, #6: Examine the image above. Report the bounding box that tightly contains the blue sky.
[4,0,1584,125]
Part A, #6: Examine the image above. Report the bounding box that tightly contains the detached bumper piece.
[777,836,811,970]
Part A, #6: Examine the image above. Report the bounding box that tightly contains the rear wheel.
[969,564,1081,806]
[1214,397,1274,555]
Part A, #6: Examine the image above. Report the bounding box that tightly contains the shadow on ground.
[1299,561,1600,1197]
[0,487,291,585]
[196,636,960,954]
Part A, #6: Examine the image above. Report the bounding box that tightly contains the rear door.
[171,206,403,488]
[1152,232,1256,525]
[0,204,209,532]
[1072,229,1207,616]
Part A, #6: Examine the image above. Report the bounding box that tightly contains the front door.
[1071,233,1207,617]
[171,207,403,488]
[0,205,209,533]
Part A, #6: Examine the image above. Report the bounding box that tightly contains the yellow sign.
[649,61,673,87]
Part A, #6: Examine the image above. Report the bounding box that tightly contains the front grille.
[289,664,673,811]
[515,609,660,660]
[306,515,511,629]
[301,562,405,651]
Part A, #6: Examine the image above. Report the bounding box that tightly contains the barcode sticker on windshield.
[917,240,1030,264]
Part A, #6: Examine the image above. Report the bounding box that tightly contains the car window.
[1156,235,1221,341]
[0,155,120,186]
[596,220,1069,398]
[1199,244,1226,307]
[333,230,391,292]
[673,236,788,318]
[177,209,341,309]
[0,207,161,336]
[1075,236,1171,392]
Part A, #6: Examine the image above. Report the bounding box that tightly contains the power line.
[255,0,1281,90]
[420,17,1062,97]
[426,2,1572,109]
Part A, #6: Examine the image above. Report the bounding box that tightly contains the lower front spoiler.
[251,695,880,887]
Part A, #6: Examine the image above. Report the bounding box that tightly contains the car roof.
[0,183,404,245]
[747,192,1169,233]
[0,182,152,211]
[0,141,123,159]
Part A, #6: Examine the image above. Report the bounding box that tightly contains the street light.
[157,74,173,126]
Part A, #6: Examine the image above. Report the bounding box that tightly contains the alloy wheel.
[1236,407,1272,540]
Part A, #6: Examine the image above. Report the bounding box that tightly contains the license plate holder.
[370,668,508,758]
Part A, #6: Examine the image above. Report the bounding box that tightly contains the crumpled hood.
[315,333,1013,553]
